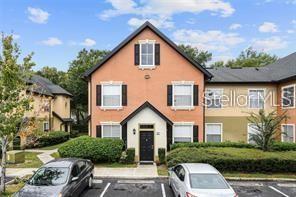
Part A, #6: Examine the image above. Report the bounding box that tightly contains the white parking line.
[100,182,111,197]
[161,183,166,197]
[269,186,289,197]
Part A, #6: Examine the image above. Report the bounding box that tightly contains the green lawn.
[6,152,43,168]
[38,141,69,150]
[50,152,60,159]
[223,172,296,179]
[95,162,137,168]
[157,164,168,176]
[1,182,25,196]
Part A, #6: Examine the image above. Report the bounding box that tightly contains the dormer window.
[139,40,155,68]
[135,40,160,69]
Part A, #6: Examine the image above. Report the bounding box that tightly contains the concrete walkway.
[25,149,56,164]
[94,163,158,178]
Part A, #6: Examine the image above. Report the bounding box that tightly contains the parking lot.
[81,178,296,197]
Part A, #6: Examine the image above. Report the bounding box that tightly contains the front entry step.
[139,161,154,165]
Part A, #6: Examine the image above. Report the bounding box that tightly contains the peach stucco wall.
[90,27,205,141]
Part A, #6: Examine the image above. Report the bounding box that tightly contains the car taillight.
[186,192,197,197]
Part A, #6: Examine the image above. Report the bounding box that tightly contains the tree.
[36,66,67,88]
[210,61,224,68]
[178,44,212,66]
[0,35,35,192]
[247,110,288,151]
[225,47,277,68]
[66,49,109,128]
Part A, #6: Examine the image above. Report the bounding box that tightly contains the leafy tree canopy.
[36,66,67,87]
[178,44,212,66]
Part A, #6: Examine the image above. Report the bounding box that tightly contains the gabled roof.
[83,21,212,79]
[207,52,296,83]
[52,111,73,122]
[120,101,173,125]
[30,75,72,97]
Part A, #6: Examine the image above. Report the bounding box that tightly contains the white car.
[169,163,238,197]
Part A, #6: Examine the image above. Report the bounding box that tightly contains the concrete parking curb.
[225,177,296,182]
[94,176,168,180]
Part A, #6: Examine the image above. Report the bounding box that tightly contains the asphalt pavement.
[80,178,296,197]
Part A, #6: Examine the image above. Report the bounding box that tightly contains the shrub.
[58,136,124,162]
[158,148,166,164]
[70,130,79,138]
[167,147,296,173]
[170,142,256,150]
[126,148,135,163]
[37,131,70,147]
[272,142,296,151]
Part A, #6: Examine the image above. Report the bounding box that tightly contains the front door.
[140,131,154,161]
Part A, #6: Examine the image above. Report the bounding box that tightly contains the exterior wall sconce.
[133,128,136,135]
[144,74,150,79]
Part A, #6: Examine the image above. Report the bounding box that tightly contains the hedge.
[58,136,124,162]
[170,142,256,150]
[167,147,296,172]
[37,131,70,147]
[272,142,296,151]
[158,148,166,164]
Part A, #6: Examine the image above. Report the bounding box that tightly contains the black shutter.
[122,124,127,149]
[167,123,173,151]
[193,125,199,142]
[96,125,101,138]
[155,43,160,65]
[96,85,101,106]
[134,44,140,65]
[167,85,173,106]
[122,85,127,106]
[193,85,199,106]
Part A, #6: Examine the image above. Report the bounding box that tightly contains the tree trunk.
[75,109,80,125]
[0,136,8,192]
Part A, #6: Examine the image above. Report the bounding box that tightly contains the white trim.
[101,123,122,139]
[281,124,295,143]
[248,88,266,109]
[172,82,194,110]
[101,82,122,110]
[205,123,223,142]
[139,40,155,68]
[43,121,49,132]
[205,88,223,109]
[281,84,296,109]
[172,122,194,143]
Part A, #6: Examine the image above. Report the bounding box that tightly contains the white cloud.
[287,29,295,34]
[186,18,197,25]
[173,29,244,52]
[252,36,287,51]
[27,7,49,24]
[80,38,96,47]
[100,0,235,29]
[229,23,242,30]
[40,37,62,46]
[128,17,174,29]
[258,22,278,33]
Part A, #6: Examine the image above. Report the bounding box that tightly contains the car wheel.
[88,176,93,188]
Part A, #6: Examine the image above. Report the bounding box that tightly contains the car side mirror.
[71,177,79,182]
[168,167,174,172]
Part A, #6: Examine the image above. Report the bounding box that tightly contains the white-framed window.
[43,122,49,132]
[101,82,122,109]
[101,123,121,139]
[282,84,295,108]
[281,124,295,143]
[205,123,223,142]
[205,89,223,108]
[248,89,265,109]
[247,123,261,144]
[173,123,193,143]
[172,82,194,109]
[139,40,155,68]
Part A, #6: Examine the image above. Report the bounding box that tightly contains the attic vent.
[139,124,154,129]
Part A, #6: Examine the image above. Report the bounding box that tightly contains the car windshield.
[190,173,229,189]
[28,167,69,186]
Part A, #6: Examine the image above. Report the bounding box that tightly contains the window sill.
[138,66,156,70]
[171,106,195,111]
[100,106,123,111]
[282,106,295,109]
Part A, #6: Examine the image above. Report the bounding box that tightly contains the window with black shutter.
[122,85,127,106]
[96,85,101,106]
[155,43,160,65]
[134,44,140,65]
[193,85,199,106]
[167,85,172,106]
[96,125,101,138]
[193,125,199,142]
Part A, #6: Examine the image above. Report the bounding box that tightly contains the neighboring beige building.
[24,75,73,133]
